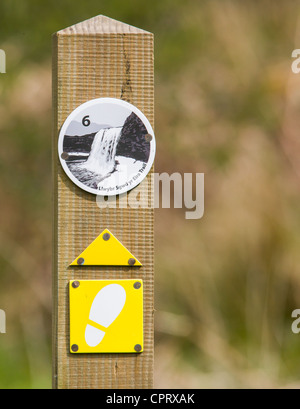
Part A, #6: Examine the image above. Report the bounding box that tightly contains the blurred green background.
[1,0,300,388]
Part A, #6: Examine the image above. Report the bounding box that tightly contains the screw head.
[72,281,80,289]
[61,152,69,160]
[71,344,79,353]
[77,258,85,265]
[128,258,136,266]
[134,344,142,353]
[134,282,141,290]
[103,233,110,241]
[145,134,153,142]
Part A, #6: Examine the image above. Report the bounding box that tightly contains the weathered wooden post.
[52,15,154,389]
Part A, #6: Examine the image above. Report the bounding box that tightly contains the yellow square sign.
[69,279,143,354]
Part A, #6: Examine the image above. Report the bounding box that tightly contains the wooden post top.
[55,15,152,36]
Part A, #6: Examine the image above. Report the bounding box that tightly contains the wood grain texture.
[52,15,154,389]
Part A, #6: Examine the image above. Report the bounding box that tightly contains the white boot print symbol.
[85,284,126,347]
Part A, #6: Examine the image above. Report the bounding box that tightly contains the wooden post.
[52,15,154,389]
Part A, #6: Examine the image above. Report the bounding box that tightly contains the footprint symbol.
[85,284,126,347]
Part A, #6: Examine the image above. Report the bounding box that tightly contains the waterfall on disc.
[83,127,122,176]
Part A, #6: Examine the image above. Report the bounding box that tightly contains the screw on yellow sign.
[69,280,143,353]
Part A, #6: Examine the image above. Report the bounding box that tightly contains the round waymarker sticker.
[58,98,156,196]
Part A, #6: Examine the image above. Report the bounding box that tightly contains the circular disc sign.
[58,98,156,196]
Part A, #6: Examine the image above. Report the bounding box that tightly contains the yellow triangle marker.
[70,229,142,267]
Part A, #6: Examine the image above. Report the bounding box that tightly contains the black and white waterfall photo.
[61,106,153,195]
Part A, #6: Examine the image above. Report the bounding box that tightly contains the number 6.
[82,115,91,127]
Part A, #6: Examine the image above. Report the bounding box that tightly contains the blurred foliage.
[1,0,300,388]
